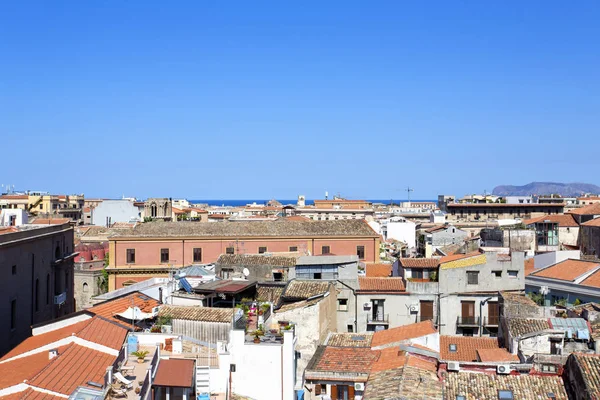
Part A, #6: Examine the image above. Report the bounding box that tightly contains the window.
[357,245,365,259]
[126,249,135,264]
[321,246,330,255]
[314,272,322,279]
[498,390,514,400]
[289,246,298,252]
[35,279,39,312]
[258,247,267,254]
[12,265,16,275]
[338,299,348,311]
[412,269,424,279]
[65,270,69,290]
[347,324,354,333]
[193,248,202,263]
[10,299,16,330]
[273,272,283,281]
[160,249,169,263]
[492,270,502,278]
[449,344,457,352]
[456,396,466,400]
[462,328,474,337]
[508,270,518,278]
[83,282,89,293]
[467,271,479,285]
[226,247,235,255]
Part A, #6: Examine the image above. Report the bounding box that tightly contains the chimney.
[48,349,58,360]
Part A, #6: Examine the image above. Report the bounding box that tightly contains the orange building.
[107,219,381,290]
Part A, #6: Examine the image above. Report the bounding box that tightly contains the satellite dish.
[242,268,250,277]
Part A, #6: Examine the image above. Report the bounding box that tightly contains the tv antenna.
[406,187,414,203]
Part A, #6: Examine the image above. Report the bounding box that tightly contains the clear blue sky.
[1,1,599,200]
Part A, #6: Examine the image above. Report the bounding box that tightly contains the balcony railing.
[484,316,499,326]
[367,314,389,324]
[456,316,480,326]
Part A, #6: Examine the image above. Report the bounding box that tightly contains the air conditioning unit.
[363,303,371,308]
[497,364,511,374]
[354,382,365,391]
[409,304,418,313]
[447,361,460,371]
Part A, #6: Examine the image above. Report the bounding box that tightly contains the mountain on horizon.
[492,182,600,197]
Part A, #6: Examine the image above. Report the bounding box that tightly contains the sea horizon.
[189,199,437,207]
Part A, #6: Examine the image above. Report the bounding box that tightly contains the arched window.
[35,279,39,312]
[46,274,50,304]
[83,282,89,293]
[151,203,157,217]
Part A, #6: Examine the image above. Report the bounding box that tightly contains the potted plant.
[135,387,141,394]
[132,350,149,363]
[253,332,261,344]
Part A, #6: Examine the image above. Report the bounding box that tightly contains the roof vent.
[48,349,58,360]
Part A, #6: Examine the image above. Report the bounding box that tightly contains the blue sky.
[1,1,599,200]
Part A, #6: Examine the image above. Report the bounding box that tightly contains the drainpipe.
[336,280,357,333]
[479,297,493,337]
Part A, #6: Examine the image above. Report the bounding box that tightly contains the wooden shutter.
[330,385,338,399]
[420,301,434,320]
[314,384,321,395]
[349,384,355,398]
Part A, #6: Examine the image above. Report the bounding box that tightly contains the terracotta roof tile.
[524,258,535,276]
[399,258,440,268]
[310,346,379,373]
[476,348,520,362]
[581,269,600,288]
[371,321,437,349]
[88,292,160,327]
[217,254,298,267]
[76,316,129,350]
[569,353,600,398]
[531,259,600,281]
[365,263,393,277]
[30,218,71,225]
[0,349,58,388]
[358,277,405,292]
[158,305,233,323]
[152,358,195,387]
[276,297,323,312]
[424,225,446,233]
[326,333,373,348]
[282,280,330,300]
[444,371,568,400]
[440,251,482,264]
[569,203,600,216]
[255,285,284,304]
[0,388,65,399]
[440,336,500,362]
[29,344,115,395]
[369,347,406,372]
[524,214,579,227]
[507,318,550,338]
[582,217,600,227]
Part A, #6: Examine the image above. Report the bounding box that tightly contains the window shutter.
[349,384,355,398]
[330,385,338,399]
[315,384,321,395]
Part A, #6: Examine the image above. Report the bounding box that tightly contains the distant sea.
[189,199,436,207]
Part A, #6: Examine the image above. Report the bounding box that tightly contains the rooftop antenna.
[325,191,328,200]
[406,187,414,204]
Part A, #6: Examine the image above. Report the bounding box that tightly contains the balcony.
[54,292,67,305]
[484,316,499,327]
[367,314,389,325]
[456,316,480,327]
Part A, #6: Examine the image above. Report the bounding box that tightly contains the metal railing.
[367,314,389,324]
[456,316,480,326]
[139,374,150,400]
[111,345,127,372]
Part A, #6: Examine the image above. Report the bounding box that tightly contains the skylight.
[498,390,514,400]
[449,344,457,352]
[351,335,366,341]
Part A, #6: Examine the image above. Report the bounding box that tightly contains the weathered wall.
[171,319,231,343]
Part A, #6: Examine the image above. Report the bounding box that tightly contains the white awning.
[116,306,156,321]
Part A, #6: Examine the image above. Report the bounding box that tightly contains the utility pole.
[406,187,414,206]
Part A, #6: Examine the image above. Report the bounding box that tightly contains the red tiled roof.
[371,321,437,349]
[311,347,380,373]
[0,319,90,361]
[29,344,116,395]
[569,203,600,216]
[449,203,565,208]
[77,316,129,350]
[582,217,600,227]
[0,349,58,388]
[524,258,535,276]
[399,258,440,268]
[531,259,600,282]
[152,359,195,387]
[0,195,28,199]
[88,292,159,327]
[425,225,446,233]
[369,347,405,372]
[366,263,393,277]
[476,348,520,362]
[0,388,66,399]
[31,218,71,225]
[581,270,600,289]
[358,277,405,292]
[524,214,579,228]
[0,227,19,235]
[440,336,500,362]
[284,215,311,222]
